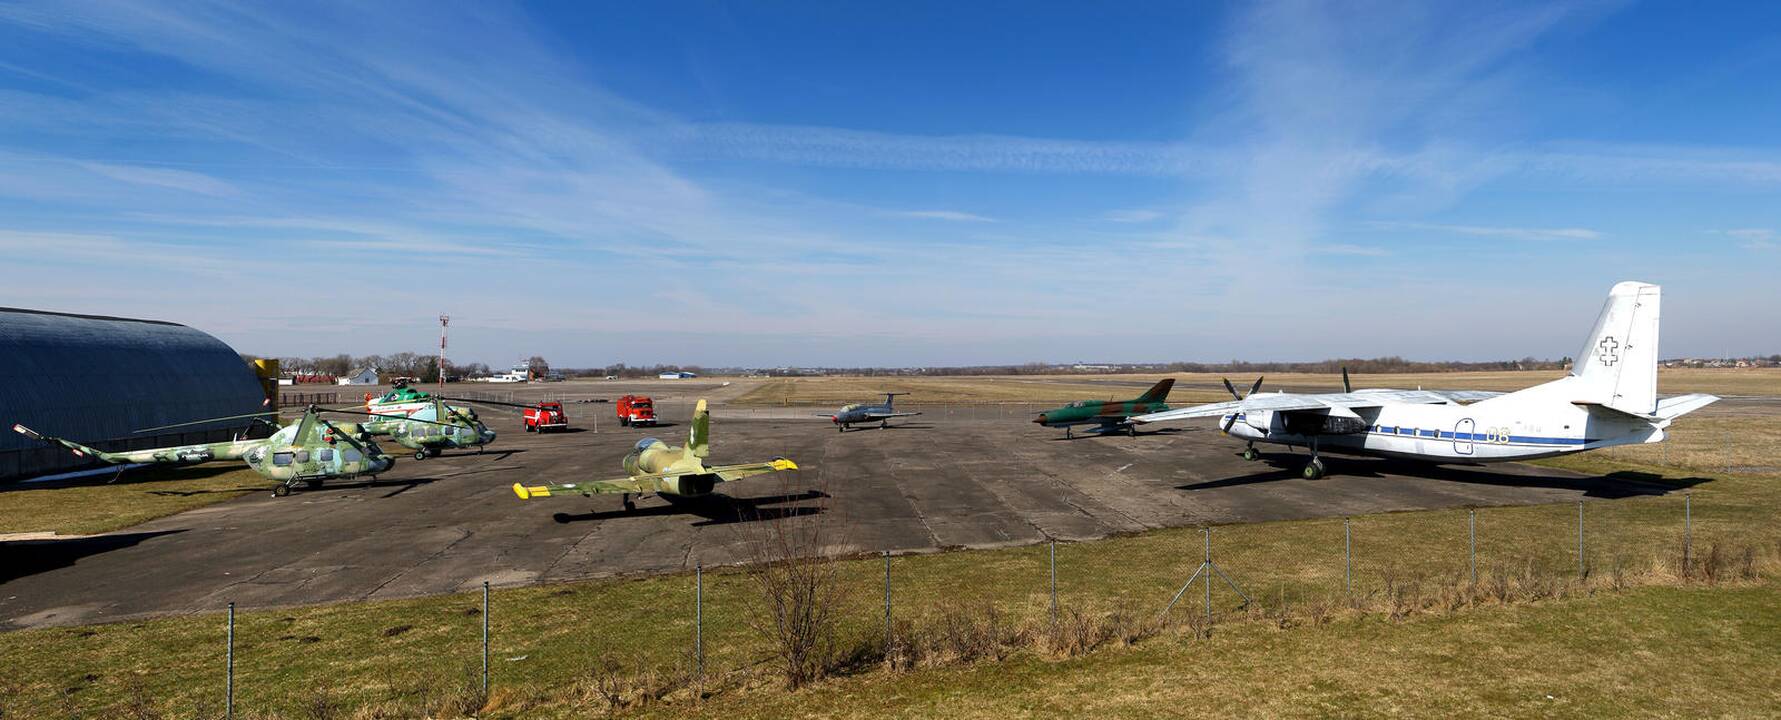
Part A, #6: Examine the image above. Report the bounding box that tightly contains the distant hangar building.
[0,307,270,482]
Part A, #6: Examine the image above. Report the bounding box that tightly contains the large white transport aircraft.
[1134,281,1718,479]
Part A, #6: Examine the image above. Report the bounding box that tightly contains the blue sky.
[1,0,1777,367]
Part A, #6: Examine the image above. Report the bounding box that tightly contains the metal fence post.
[695,564,704,693]
[1203,528,1212,626]
[1577,501,1586,579]
[1343,518,1353,598]
[1683,492,1692,576]
[481,581,489,696]
[883,552,892,647]
[1468,509,1477,587]
[226,602,234,720]
[1049,540,1058,626]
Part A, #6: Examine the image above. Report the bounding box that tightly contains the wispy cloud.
[1103,209,1165,223]
[1370,221,1603,241]
[1721,228,1777,250]
[892,210,996,223]
[80,162,240,197]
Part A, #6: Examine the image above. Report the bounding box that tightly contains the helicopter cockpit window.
[272,452,295,466]
[342,448,363,462]
[635,437,660,452]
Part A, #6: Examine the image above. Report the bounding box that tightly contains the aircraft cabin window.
[319,448,334,461]
[294,450,310,463]
[272,452,294,466]
[342,449,363,462]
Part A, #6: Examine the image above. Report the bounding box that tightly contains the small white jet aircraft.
[1134,281,1717,479]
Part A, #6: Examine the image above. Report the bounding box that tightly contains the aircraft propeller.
[1342,366,1352,393]
[1219,375,1264,433]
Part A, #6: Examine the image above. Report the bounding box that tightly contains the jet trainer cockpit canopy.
[634,437,661,452]
[841,404,861,412]
[1070,401,1087,408]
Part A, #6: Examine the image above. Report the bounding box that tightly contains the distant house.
[337,367,380,385]
[659,371,697,379]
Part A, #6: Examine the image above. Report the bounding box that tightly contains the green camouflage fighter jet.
[512,399,797,512]
[1033,378,1174,438]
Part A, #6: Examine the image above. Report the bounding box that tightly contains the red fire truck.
[615,395,656,427]
[523,402,569,433]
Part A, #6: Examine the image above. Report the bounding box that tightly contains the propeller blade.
[1221,413,1238,434]
[135,410,280,434]
[438,395,548,410]
[1248,376,1264,398]
[1222,377,1242,401]
[1341,367,1352,393]
[320,406,460,428]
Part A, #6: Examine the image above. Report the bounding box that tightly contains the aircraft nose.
[1033,414,1047,424]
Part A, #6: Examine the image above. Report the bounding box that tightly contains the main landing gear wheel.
[414,449,428,461]
[1242,446,1260,462]
[1302,458,1326,480]
[838,425,845,433]
[272,484,291,497]
[880,421,888,429]
[622,494,636,512]
[1128,425,1138,438]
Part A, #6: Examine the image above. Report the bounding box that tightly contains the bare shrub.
[122,676,164,720]
[930,601,1022,663]
[300,687,340,720]
[743,477,848,690]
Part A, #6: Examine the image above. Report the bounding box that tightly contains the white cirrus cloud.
[1369,221,1602,241]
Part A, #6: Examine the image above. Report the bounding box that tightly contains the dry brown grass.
[729,368,1781,406]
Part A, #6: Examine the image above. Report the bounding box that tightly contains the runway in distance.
[823,392,921,431]
[1034,378,1174,438]
[1134,281,1718,478]
[512,399,797,511]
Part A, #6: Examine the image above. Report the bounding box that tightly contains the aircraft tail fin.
[12,423,116,462]
[1137,378,1175,403]
[1569,281,1661,416]
[687,399,710,459]
[883,392,910,407]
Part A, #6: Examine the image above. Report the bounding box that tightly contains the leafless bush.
[121,675,164,720]
[744,477,848,690]
[929,601,1023,663]
[299,687,340,720]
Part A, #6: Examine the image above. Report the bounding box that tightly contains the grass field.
[730,368,1781,406]
[4,441,1778,718]
[0,465,266,536]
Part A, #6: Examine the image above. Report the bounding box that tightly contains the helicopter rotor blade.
[318,406,461,428]
[135,410,281,434]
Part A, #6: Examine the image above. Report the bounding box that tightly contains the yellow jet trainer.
[512,399,797,511]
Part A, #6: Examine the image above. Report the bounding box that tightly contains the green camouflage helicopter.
[14,405,457,496]
[372,395,499,460]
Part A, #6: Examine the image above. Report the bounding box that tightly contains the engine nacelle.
[1243,410,1275,433]
[622,452,642,476]
[659,473,716,497]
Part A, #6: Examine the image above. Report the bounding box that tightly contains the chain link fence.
[22,490,1760,719]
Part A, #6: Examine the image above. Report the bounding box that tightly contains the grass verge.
[0,465,266,536]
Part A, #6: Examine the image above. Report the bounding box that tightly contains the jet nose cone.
[1033,414,1047,424]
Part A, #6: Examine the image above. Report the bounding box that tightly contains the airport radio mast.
[438,314,449,390]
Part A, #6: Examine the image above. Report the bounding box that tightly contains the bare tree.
[743,476,847,689]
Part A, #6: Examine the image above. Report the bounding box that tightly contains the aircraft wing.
[864,412,922,420]
[512,476,661,499]
[709,458,799,482]
[510,459,798,499]
[1134,389,1500,424]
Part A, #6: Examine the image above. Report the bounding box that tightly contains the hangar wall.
[0,307,269,482]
